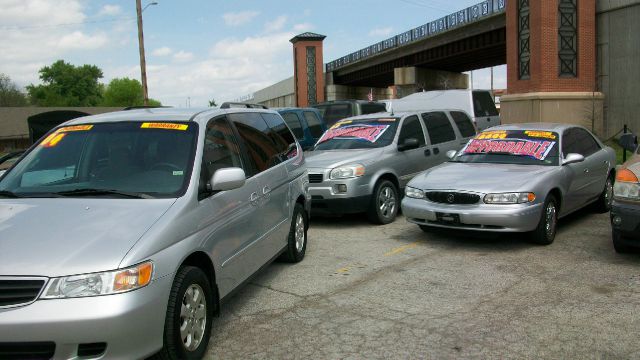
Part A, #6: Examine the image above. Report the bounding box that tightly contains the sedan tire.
[367,180,399,225]
[154,266,214,360]
[594,175,614,213]
[612,229,632,253]
[529,195,558,245]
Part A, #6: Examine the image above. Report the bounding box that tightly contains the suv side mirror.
[398,138,419,152]
[563,153,585,165]
[619,133,638,152]
[210,167,246,191]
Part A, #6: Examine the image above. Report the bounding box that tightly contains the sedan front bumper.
[401,197,543,232]
[611,200,640,242]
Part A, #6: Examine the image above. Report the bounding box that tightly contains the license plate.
[436,213,460,224]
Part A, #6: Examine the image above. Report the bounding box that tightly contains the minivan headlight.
[330,164,365,180]
[484,192,535,204]
[41,261,153,299]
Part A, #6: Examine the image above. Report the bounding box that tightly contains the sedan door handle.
[249,192,259,206]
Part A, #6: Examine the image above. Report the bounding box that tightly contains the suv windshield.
[453,129,560,166]
[0,121,197,198]
[314,118,399,150]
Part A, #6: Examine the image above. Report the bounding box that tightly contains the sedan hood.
[0,198,176,277]
[306,148,385,169]
[411,162,555,193]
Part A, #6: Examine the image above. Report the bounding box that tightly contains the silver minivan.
[0,106,310,359]
[306,110,476,224]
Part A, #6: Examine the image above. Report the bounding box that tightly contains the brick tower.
[290,32,326,107]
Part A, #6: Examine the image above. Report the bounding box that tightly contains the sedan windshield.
[0,121,197,198]
[453,129,560,166]
[314,118,399,150]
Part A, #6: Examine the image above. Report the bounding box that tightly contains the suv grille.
[426,191,480,205]
[308,173,323,183]
[0,279,46,308]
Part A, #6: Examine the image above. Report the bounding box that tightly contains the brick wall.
[507,0,596,94]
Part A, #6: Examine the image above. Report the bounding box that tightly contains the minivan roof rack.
[220,102,268,109]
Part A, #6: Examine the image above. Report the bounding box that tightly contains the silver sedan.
[401,123,616,245]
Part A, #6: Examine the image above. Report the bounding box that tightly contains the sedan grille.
[426,191,480,205]
[308,173,323,183]
[0,278,46,308]
[0,342,56,360]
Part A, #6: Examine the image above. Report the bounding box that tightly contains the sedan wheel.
[529,195,558,245]
[595,176,614,213]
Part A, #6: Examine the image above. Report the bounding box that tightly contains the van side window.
[281,112,304,139]
[472,91,499,117]
[398,115,426,147]
[450,111,476,138]
[228,113,280,173]
[360,103,386,115]
[200,117,244,192]
[421,112,456,145]
[261,113,298,161]
[303,111,324,138]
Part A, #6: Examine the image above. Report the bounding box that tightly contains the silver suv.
[306,110,476,224]
[0,105,309,359]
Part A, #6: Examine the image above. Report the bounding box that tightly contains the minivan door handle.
[250,192,259,206]
[433,147,440,155]
[262,186,271,198]
[424,149,431,156]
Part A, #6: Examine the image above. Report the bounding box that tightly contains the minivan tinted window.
[281,112,304,139]
[228,113,281,173]
[421,112,456,145]
[472,91,499,117]
[261,113,298,161]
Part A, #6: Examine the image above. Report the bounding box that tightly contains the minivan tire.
[279,203,308,263]
[367,180,399,225]
[529,195,558,245]
[154,266,214,360]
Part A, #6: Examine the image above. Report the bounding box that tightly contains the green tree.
[26,60,104,106]
[0,73,29,106]
[208,98,217,107]
[101,77,161,107]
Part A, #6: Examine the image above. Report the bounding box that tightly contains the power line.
[396,0,449,13]
[0,17,136,31]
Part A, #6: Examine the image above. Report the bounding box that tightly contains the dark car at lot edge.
[611,133,640,253]
[275,107,327,150]
[312,100,387,127]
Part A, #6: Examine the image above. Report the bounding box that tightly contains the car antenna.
[389,101,394,116]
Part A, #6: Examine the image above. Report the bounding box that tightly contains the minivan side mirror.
[619,133,638,152]
[563,153,585,165]
[398,138,419,152]
[210,167,246,191]
[446,150,458,159]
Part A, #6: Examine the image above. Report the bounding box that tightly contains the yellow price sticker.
[141,122,189,131]
[477,131,507,140]
[59,125,94,132]
[525,130,557,140]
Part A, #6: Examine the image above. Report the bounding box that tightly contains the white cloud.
[369,27,393,37]
[173,51,194,63]
[98,4,121,16]
[0,0,86,27]
[152,47,172,56]
[222,11,259,26]
[211,32,293,59]
[293,23,313,32]
[57,31,108,50]
[265,15,287,32]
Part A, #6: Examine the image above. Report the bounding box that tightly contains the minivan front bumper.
[307,169,372,215]
[0,274,173,359]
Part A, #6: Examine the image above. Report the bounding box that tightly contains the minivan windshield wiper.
[55,188,154,199]
[0,190,21,198]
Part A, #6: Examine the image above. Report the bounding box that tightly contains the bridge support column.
[324,84,392,102]
[502,0,604,135]
[393,67,469,99]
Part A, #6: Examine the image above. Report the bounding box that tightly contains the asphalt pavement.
[205,208,639,359]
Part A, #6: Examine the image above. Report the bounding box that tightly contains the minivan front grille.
[0,342,55,360]
[0,278,46,308]
[308,173,323,183]
[426,192,480,205]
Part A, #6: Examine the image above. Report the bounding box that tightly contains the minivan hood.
[411,162,555,193]
[305,148,385,169]
[0,198,176,277]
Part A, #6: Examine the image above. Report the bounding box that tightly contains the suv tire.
[279,203,308,263]
[367,180,399,225]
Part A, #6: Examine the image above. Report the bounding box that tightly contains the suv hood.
[0,198,176,277]
[410,162,556,193]
[306,148,385,169]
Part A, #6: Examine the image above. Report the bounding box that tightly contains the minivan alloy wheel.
[295,213,305,252]
[378,186,396,220]
[180,284,207,351]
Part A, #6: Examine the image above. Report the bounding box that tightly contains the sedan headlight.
[330,164,365,180]
[614,169,640,200]
[484,192,536,204]
[41,261,153,299]
[405,186,425,199]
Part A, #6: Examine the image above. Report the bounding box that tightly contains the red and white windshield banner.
[317,124,389,144]
[462,139,556,160]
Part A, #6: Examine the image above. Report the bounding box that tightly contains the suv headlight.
[405,186,425,199]
[330,164,365,180]
[41,261,153,299]
[484,192,536,204]
[614,169,640,200]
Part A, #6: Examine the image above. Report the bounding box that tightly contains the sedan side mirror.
[210,167,246,191]
[398,138,419,152]
[619,133,638,152]
[563,153,585,165]
[446,150,457,159]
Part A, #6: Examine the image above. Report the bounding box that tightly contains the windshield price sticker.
[524,130,557,140]
[317,124,390,144]
[40,133,67,148]
[476,131,507,140]
[463,139,556,160]
[59,125,94,132]
[141,122,189,131]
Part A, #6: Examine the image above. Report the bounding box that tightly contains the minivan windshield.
[0,121,197,198]
[452,129,560,166]
[314,118,399,151]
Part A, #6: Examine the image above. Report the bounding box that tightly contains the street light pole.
[136,0,156,106]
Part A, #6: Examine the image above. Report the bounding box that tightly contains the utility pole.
[136,0,149,106]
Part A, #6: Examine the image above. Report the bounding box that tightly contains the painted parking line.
[384,242,418,256]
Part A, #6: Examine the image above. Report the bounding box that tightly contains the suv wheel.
[154,266,214,360]
[367,180,398,225]
[279,203,308,263]
[529,195,558,245]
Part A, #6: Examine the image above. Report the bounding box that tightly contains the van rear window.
[472,91,499,117]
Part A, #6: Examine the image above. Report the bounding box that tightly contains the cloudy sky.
[0,0,506,107]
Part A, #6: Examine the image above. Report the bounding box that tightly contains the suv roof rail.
[220,102,268,109]
[123,105,171,110]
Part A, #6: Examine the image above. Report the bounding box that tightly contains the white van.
[390,90,500,131]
